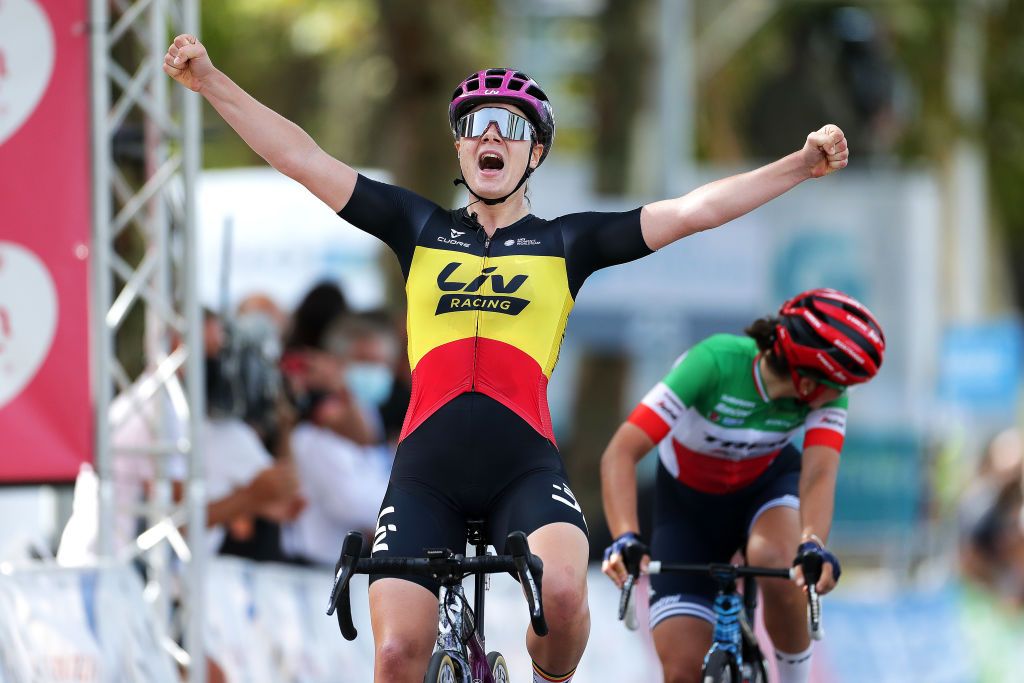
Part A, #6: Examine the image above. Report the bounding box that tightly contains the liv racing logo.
[372,506,397,554]
[435,261,530,315]
[552,483,587,530]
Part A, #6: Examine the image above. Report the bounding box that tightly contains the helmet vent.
[484,76,503,88]
[466,78,480,92]
[486,68,507,76]
[451,86,463,100]
[526,85,548,101]
[509,78,527,89]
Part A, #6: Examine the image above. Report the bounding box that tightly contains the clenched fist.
[162,34,215,93]
[802,124,849,179]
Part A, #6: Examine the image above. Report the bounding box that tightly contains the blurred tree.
[592,0,652,195]
[984,0,1024,306]
[371,1,497,202]
[199,0,499,204]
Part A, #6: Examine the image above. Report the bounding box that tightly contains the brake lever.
[807,583,824,641]
[618,573,639,630]
[326,532,363,641]
[507,531,548,637]
[618,542,645,628]
[799,552,824,641]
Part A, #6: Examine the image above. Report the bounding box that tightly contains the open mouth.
[478,152,505,172]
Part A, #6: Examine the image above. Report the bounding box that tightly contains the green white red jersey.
[627,334,847,494]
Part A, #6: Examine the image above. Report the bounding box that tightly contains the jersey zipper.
[470,236,491,391]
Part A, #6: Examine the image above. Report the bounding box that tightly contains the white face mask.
[345,362,393,407]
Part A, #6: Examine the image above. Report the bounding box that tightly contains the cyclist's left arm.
[796,444,840,594]
[639,125,848,250]
[794,396,848,594]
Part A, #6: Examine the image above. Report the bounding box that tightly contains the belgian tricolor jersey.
[339,175,651,444]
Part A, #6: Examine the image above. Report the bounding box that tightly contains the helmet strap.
[453,166,533,206]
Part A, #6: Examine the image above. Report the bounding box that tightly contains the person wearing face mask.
[278,352,389,565]
[600,289,885,683]
[165,34,852,682]
[332,310,408,447]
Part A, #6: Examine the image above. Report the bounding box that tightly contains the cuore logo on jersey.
[434,262,530,315]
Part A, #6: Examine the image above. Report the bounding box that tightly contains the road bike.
[328,521,547,683]
[619,545,823,683]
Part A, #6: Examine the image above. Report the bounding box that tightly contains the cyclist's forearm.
[600,425,650,537]
[201,69,319,179]
[641,151,807,249]
[798,445,840,543]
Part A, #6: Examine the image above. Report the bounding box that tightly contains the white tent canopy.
[197,167,389,314]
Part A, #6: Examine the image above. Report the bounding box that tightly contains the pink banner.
[0,0,91,482]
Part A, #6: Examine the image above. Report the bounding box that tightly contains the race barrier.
[3,558,1019,682]
[0,564,176,683]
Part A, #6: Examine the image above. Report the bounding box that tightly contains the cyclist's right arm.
[600,422,655,587]
[163,34,357,212]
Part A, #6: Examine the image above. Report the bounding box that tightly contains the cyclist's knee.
[661,658,703,683]
[746,534,794,570]
[374,635,431,678]
[542,575,588,627]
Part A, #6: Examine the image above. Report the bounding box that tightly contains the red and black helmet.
[773,288,885,394]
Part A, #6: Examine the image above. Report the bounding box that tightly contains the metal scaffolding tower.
[90,0,205,680]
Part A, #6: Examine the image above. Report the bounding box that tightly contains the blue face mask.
[345,362,393,406]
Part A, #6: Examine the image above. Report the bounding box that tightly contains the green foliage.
[985,0,1024,299]
[198,0,499,203]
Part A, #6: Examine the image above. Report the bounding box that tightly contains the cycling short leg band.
[532,660,576,682]
[774,644,813,683]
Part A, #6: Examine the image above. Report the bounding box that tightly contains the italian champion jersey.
[628,334,848,494]
[339,175,651,444]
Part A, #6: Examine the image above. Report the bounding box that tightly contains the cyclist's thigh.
[526,521,589,595]
[369,479,467,595]
[650,465,749,623]
[487,466,589,553]
[744,445,802,565]
[368,578,438,658]
[652,615,713,683]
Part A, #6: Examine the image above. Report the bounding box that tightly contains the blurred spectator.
[327,310,409,447]
[76,312,305,561]
[202,310,305,560]
[959,428,1024,608]
[284,281,348,352]
[281,317,391,567]
[235,292,289,339]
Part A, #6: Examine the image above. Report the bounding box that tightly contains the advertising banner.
[0,0,91,482]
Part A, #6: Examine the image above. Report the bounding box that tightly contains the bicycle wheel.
[741,658,769,683]
[424,651,460,683]
[702,649,740,683]
[487,651,510,683]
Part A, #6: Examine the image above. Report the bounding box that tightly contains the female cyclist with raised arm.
[164,34,851,683]
[600,289,885,683]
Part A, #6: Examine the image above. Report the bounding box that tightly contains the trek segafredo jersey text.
[628,335,848,493]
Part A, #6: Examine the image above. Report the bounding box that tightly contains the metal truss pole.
[90,0,204,681]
